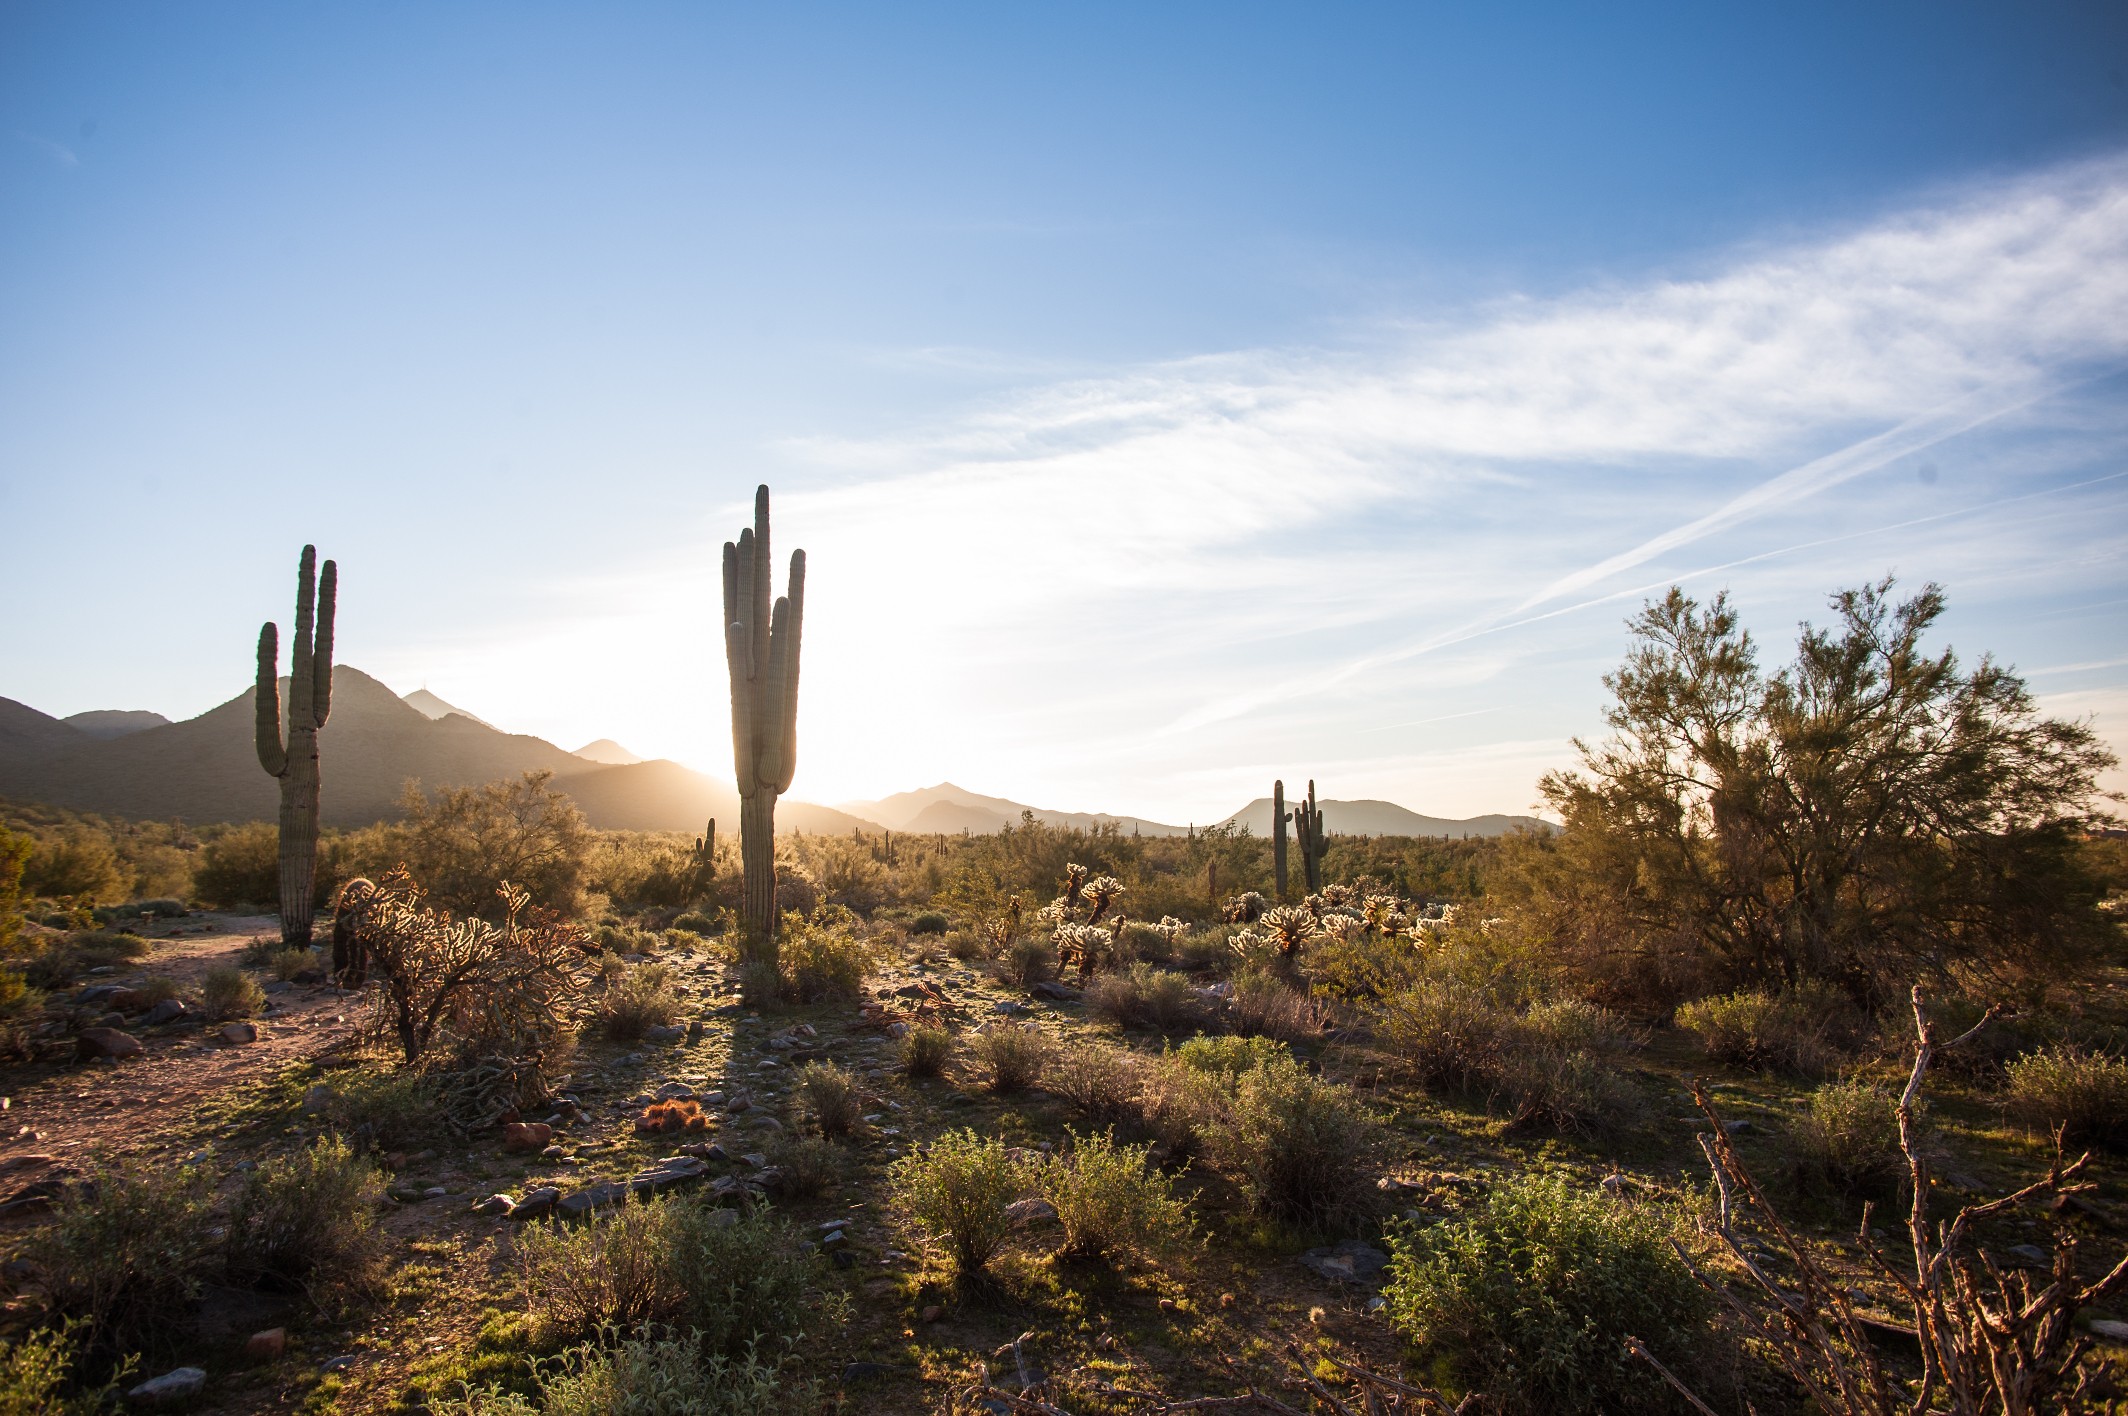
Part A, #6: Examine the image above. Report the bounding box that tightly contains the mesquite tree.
[254,545,337,947]
[721,484,806,956]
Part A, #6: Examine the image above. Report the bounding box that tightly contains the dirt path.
[0,914,363,1189]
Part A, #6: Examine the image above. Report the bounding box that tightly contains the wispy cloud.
[11,131,78,167]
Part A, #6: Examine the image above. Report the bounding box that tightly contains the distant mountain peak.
[62,709,171,741]
[402,688,492,728]
[573,738,643,766]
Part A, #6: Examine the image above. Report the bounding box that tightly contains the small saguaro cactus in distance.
[721,484,806,958]
[1272,778,1292,900]
[254,545,337,947]
[1292,779,1329,895]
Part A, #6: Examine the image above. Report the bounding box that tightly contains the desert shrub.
[24,929,150,989]
[269,947,315,982]
[226,1134,387,1307]
[398,771,595,918]
[441,1332,799,1416]
[1376,981,1641,1132]
[200,964,265,1020]
[792,1061,863,1138]
[28,1157,218,1359]
[888,1129,1029,1276]
[975,1022,1050,1091]
[1793,1080,1908,1195]
[910,912,949,936]
[944,929,991,962]
[767,1136,842,1200]
[1382,1171,1714,1416]
[1088,963,1199,1032]
[775,916,874,1003]
[1047,1040,1140,1126]
[1132,1058,1225,1162]
[133,975,181,1005]
[1208,1056,1378,1233]
[1173,1033,1290,1087]
[0,1321,128,1416]
[2004,1045,2128,1146]
[1374,976,1512,1090]
[517,1196,682,1342]
[0,828,30,958]
[899,1025,953,1077]
[672,909,719,935]
[0,970,41,1061]
[1226,968,1324,1042]
[664,1201,821,1362]
[1041,1131,1194,1263]
[1676,984,1853,1076]
[22,829,125,903]
[997,935,1053,986]
[600,963,681,1041]
[190,822,286,909]
[317,1066,447,1154]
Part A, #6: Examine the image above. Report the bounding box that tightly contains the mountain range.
[0,673,1549,839]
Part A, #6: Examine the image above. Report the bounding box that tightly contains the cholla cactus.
[1258,905,1321,959]
[1147,916,1192,943]
[1083,875,1125,925]
[1361,894,1405,935]
[1315,913,1367,944]
[1223,891,1267,924]
[1053,922,1111,979]
[1060,863,1090,912]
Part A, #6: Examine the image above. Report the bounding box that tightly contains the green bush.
[766,1136,840,1200]
[1173,1034,1289,1087]
[1675,984,1852,1076]
[888,1129,1030,1276]
[1226,968,1323,1043]
[791,1061,863,1138]
[909,912,949,936]
[1793,1081,1908,1195]
[517,1197,683,1343]
[2004,1045,2128,1146]
[1047,1040,1140,1126]
[199,964,265,1021]
[430,1332,799,1416]
[776,917,874,1003]
[996,935,1052,986]
[899,1025,953,1077]
[317,1066,446,1154]
[1376,981,1642,1132]
[1132,1055,1226,1162]
[599,963,681,1041]
[28,1157,218,1359]
[1383,1172,1715,1415]
[0,1321,129,1416]
[663,1201,820,1362]
[227,1135,387,1308]
[1041,1131,1193,1263]
[1087,963,1199,1032]
[190,822,284,909]
[974,1022,1050,1092]
[0,970,42,1062]
[1208,1056,1379,1233]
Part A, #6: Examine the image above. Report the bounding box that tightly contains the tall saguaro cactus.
[721,485,806,956]
[255,546,337,947]
[1272,779,1292,900]
[1292,779,1329,895]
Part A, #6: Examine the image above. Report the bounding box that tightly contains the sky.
[4,2,2127,824]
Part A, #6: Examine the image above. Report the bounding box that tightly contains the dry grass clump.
[1087,963,1199,1032]
[944,929,991,963]
[1047,1039,1141,1126]
[518,1196,679,1340]
[777,918,875,1003]
[899,1024,953,1077]
[269,947,315,982]
[636,1099,710,1135]
[975,1022,1051,1092]
[1040,1131,1194,1262]
[888,1129,1031,1277]
[767,1136,842,1199]
[1674,983,1853,1076]
[1375,979,1642,1133]
[792,1061,863,1138]
[600,962,681,1041]
[1226,968,1325,1042]
[199,964,265,1020]
[2004,1044,2128,1146]
[1792,1079,1908,1195]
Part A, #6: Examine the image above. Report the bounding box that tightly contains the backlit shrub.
[1040,1130,1194,1262]
[975,1022,1050,1092]
[2005,1045,2128,1147]
[888,1129,1030,1277]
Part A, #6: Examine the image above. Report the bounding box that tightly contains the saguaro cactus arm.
[312,558,337,726]
[255,623,287,777]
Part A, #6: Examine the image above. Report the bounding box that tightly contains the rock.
[502,1122,553,1153]
[220,1021,259,1044]
[301,1084,337,1113]
[262,980,292,994]
[619,1052,646,1066]
[920,1304,943,1323]
[127,1366,207,1403]
[644,1024,685,1043]
[741,1153,769,1169]
[2092,1319,2128,1342]
[542,1145,566,1161]
[506,1187,561,1221]
[687,1020,705,1039]
[993,1001,1029,1017]
[2006,1243,2052,1268]
[558,1183,630,1217]
[423,1186,448,1200]
[842,1361,900,1384]
[244,1327,287,1360]
[1298,1240,1392,1287]
[629,1156,710,1196]
[701,1207,740,1230]
[1003,1197,1059,1228]
[655,1082,696,1101]
[1030,981,1081,1003]
[474,1194,515,1216]
[320,1354,357,1373]
[820,1228,849,1248]
[74,984,123,1006]
[831,1247,856,1268]
[76,1027,143,1060]
[109,988,151,1012]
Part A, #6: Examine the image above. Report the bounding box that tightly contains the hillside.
[1218,796,1550,838]
[401,688,492,728]
[62,709,171,739]
[0,669,870,834]
[841,781,1188,836]
[572,738,643,766]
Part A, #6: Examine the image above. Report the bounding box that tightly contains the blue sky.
[5,2,2127,821]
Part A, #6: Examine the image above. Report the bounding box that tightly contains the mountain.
[573,739,643,766]
[402,688,492,728]
[62,709,171,740]
[1217,797,1550,838]
[840,782,1188,836]
[0,667,869,835]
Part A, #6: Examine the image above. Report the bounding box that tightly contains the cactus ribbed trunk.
[1293,779,1328,895]
[1273,778,1289,901]
[721,485,806,962]
[255,546,336,948]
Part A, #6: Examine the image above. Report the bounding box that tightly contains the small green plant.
[0,1321,131,1416]
[0,970,42,1061]
[791,1061,862,1138]
[664,1201,822,1362]
[599,962,681,1041]
[1087,963,1199,1032]
[517,1197,683,1343]
[996,935,1052,986]
[1173,1033,1289,1087]
[899,1025,953,1077]
[27,1157,218,1360]
[1131,1057,1225,1162]
[2005,1044,2128,1146]
[1041,1131,1194,1263]
[766,1136,841,1199]
[200,964,265,1020]
[429,1332,801,1416]
[269,947,315,982]
[1675,983,1852,1076]
[317,1066,446,1154]
[1793,1080,1908,1196]
[944,929,991,962]
[1047,1040,1140,1126]
[226,1134,387,1309]
[1208,1055,1378,1233]
[1225,968,1322,1042]
[776,916,874,1003]
[888,1129,1029,1277]
[909,911,949,936]
[974,1022,1050,1092]
[1382,1171,1715,1416]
